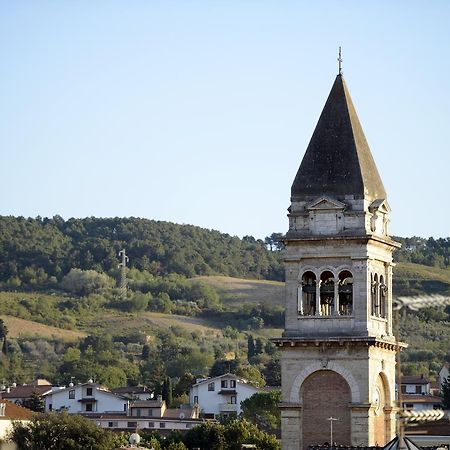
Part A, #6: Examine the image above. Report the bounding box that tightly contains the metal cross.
[337,47,343,74]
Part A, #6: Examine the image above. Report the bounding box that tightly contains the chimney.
[157,395,163,402]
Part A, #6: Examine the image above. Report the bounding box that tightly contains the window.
[49,404,52,411]
[230,396,237,404]
[160,422,166,429]
[86,387,93,396]
[299,271,316,315]
[148,422,155,428]
[123,403,127,412]
[320,271,334,316]
[148,409,153,416]
[230,380,236,388]
[108,421,118,428]
[127,421,137,428]
[85,403,93,412]
[136,409,141,417]
[208,382,215,391]
[69,390,75,399]
[401,385,407,394]
[415,385,421,394]
[194,396,199,404]
[379,275,387,318]
[338,270,353,315]
[221,380,228,388]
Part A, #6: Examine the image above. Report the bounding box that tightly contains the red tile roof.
[0,400,35,420]
[1,385,51,399]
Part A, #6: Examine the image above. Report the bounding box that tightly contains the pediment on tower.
[307,196,347,212]
[369,199,390,214]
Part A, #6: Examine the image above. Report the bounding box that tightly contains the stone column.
[281,405,302,450]
[350,404,371,446]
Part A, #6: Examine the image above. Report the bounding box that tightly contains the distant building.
[0,382,52,405]
[43,382,129,414]
[90,395,202,433]
[439,363,449,393]
[189,373,260,419]
[400,375,442,411]
[0,399,34,441]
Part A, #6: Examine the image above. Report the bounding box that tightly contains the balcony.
[219,403,238,412]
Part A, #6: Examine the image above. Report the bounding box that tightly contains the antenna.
[118,249,129,300]
[337,47,343,75]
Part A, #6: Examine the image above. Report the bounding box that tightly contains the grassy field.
[194,275,284,307]
[0,315,86,341]
[89,311,223,337]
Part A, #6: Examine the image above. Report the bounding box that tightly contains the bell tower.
[276,73,400,450]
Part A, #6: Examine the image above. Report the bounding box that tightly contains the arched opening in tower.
[301,370,351,449]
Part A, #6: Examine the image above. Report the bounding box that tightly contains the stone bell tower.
[275,73,400,450]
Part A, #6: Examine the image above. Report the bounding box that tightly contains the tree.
[241,391,282,432]
[10,412,123,450]
[0,319,8,356]
[183,421,226,450]
[247,335,255,360]
[223,419,280,450]
[60,268,115,296]
[162,376,173,407]
[442,375,450,409]
[21,391,45,413]
[254,338,264,355]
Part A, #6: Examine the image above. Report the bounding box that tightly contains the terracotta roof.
[163,408,194,419]
[0,400,35,420]
[291,74,386,202]
[1,385,51,399]
[130,400,163,408]
[401,376,430,385]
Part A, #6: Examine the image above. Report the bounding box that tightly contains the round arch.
[289,362,361,403]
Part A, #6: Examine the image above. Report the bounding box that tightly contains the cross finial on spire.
[338,47,343,75]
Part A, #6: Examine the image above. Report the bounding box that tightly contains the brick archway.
[301,370,351,449]
[289,361,360,403]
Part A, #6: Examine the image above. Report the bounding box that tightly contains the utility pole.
[118,249,129,300]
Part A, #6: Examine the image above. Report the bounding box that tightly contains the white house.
[189,373,260,419]
[439,363,449,394]
[43,382,128,414]
[400,375,442,411]
[0,400,34,449]
[80,395,202,434]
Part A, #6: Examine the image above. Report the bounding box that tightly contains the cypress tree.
[247,335,255,360]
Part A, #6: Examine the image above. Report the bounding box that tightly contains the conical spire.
[291,74,386,201]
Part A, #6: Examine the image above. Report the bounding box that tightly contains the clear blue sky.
[1,1,449,239]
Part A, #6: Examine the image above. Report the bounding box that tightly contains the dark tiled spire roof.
[291,74,386,201]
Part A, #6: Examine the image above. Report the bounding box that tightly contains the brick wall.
[302,370,351,449]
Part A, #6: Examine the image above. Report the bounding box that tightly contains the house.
[400,375,442,411]
[189,373,260,418]
[439,363,449,394]
[43,382,129,414]
[88,395,202,434]
[0,382,52,405]
[0,399,34,442]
